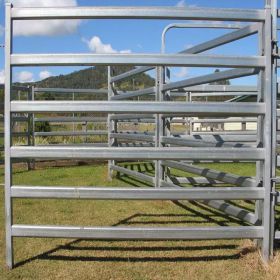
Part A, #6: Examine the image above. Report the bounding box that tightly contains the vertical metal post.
[154,67,164,188]
[31,86,35,169]
[72,90,75,143]
[255,23,265,247]
[85,121,88,143]
[270,0,277,254]
[27,86,32,170]
[155,39,171,187]
[189,92,193,135]
[107,66,115,180]
[163,68,171,181]
[31,86,35,143]
[4,2,13,269]
[262,2,273,262]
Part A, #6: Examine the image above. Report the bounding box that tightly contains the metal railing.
[31,87,108,148]
[4,1,278,269]
[0,84,32,168]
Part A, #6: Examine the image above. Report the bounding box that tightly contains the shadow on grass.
[11,167,257,268]
[172,201,249,227]
[113,212,237,226]
[15,238,247,268]
[14,203,254,268]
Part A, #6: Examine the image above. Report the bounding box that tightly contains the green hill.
[11,66,155,101]
[34,66,155,91]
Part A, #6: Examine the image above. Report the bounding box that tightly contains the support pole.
[255,21,265,248]
[270,0,277,254]
[107,66,116,180]
[261,3,273,262]
[155,67,165,188]
[4,2,13,269]
[27,86,32,170]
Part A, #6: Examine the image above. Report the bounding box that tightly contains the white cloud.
[83,36,131,54]
[176,1,197,8]
[39,70,52,80]
[176,0,186,7]
[17,71,34,83]
[12,0,80,36]
[174,67,189,78]
[0,69,4,84]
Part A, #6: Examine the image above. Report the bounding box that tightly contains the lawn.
[0,162,280,280]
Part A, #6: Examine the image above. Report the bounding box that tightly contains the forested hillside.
[32,66,154,91]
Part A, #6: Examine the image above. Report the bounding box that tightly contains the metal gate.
[4,1,278,268]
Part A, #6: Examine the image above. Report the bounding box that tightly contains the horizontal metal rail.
[34,131,107,137]
[10,186,264,200]
[162,160,258,188]
[191,118,257,124]
[36,143,108,147]
[190,92,258,97]
[34,88,107,94]
[0,116,29,122]
[10,146,265,161]
[110,114,154,120]
[164,176,260,225]
[11,54,265,68]
[117,143,154,147]
[110,165,155,184]
[34,117,107,123]
[114,131,155,135]
[163,68,259,92]
[169,176,222,185]
[8,132,30,137]
[111,66,153,83]
[179,85,258,93]
[159,22,248,31]
[117,119,156,123]
[11,116,29,122]
[112,87,156,100]
[192,131,257,136]
[11,225,264,240]
[201,200,260,225]
[161,136,254,148]
[179,23,260,55]
[0,84,29,92]
[11,101,265,116]
[178,134,257,142]
[111,133,155,142]
[11,6,265,21]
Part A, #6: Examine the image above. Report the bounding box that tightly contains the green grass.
[0,162,279,279]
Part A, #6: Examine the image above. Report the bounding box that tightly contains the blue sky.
[0,0,276,85]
